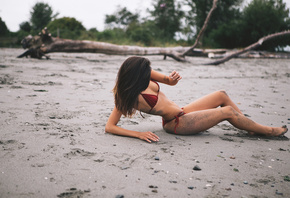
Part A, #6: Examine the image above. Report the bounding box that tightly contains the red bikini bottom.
[162,111,186,134]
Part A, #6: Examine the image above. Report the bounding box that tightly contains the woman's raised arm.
[150,69,182,86]
[105,106,160,143]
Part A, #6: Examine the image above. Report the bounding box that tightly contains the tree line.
[1,0,289,51]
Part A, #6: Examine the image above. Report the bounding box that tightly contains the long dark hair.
[113,56,151,117]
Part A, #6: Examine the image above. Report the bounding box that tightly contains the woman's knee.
[217,89,229,98]
[223,106,239,117]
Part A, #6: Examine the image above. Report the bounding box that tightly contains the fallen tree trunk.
[17,30,187,61]
[17,29,226,61]
[205,30,290,65]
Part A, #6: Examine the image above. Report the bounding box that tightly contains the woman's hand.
[138,131,160,143]
[169,70,182,85]
[150,69,182,86]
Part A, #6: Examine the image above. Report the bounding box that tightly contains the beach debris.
[31,163,45,167]
[152,189,158,193]
[230,156,236,159]
[34,89,48,92]
[233,168,239,172]
[154,156,160,161]
[275,190,283,196]
[205,184,212,187]
[217,155,225,158]
[243,181,248,184]
[193,165,201,171]
[231,183,235,186]
[149,185,158,188]
[188,186,195,190]
[57,188,90,198]
[115,195,124,198]
[121,166,129,170]
[278,148,286,151]
[283,176,290,182]
[93,159,104,163]
[169,180,177,183]
[63,148,96,158]
[225,188,232,191]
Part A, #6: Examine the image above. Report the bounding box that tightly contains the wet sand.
[0,48,289,197]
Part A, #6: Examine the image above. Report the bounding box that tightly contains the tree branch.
[182,0,218,56]
[205,30,290,65]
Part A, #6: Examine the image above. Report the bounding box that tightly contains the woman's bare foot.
[270,125,288,136]
[247,125,288,137]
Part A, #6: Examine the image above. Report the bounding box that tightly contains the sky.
[1,0,290,32]
[0,0,153,32]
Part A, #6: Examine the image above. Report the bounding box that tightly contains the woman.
[105,56,288,143]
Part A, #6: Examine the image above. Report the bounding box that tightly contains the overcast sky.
[1,0,290,32]
[0,0,153,32]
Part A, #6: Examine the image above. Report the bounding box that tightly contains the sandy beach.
[0,48,289,198]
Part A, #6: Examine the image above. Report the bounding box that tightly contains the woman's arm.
[150,69,182,85]
[105,106,159,143]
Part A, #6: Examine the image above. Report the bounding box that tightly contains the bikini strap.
[173,111,185,134]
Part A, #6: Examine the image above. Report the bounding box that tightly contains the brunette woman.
[105,56,287,143]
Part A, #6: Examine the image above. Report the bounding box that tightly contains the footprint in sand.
[63,148,95,158]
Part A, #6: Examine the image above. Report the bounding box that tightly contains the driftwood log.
[16,28,212,61]
[17,27,225,62]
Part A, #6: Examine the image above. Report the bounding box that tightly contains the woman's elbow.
[105,124,112,133]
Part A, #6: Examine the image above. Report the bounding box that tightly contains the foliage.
[30,2,58,33]
[126,21,157,46]
[19,21,31,32]
[207,0,290,50]
[149,0,185,41]
[104,6,157,46]
[0,17,9,36]
[47,17,86,39]
[240,0,290,50]
[105,6,139,29]
[184,0,243,45]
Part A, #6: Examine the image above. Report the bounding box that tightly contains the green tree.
[0,17,9,36]
[208,0,290,50]
[149,0,184,41]
[19,21,31,32]
[184,0,243,46]
[126,21,158,46]
[47,17,86,39]
[241,0,290,50]
[30,2,58,32]
[105,6,139,29]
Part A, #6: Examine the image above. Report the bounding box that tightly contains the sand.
[0,48,289,198]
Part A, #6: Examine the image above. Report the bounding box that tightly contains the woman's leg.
[171,106,287,136]
[183,90,242,114]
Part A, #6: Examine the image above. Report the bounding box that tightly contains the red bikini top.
[141,81,160,112]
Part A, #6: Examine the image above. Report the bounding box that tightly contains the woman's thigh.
[183,90,228,113]
[165,108,231,135]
